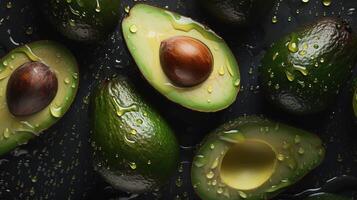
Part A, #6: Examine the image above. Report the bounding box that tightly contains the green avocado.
[305,194,352,200]
[122,4,240,112]
[191,116,325,200]
[91,76,180,193]
[260,18,357,115]
[353,78,357,118]
[199,0,276,26]
[0,41,79,156]
[42,0,121,42]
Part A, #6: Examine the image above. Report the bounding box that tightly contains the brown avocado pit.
[6,61,58,116]
[159,36,213,87]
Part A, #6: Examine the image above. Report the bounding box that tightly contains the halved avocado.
[191,116,325,200]
[122,4,240,112]
[0,41,79,156]
[41,0,121,42]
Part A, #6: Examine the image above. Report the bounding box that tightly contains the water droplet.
[288,41,298,53]
[294,135,301,144]
[238,191,247,199]
[130,129,137,135]
[210,144,215,150]
[302,0,309,3]
[25,26,33,35]
[124,5,130,13]
[207,85,213,94]
[211,158,219,169]
[30,176,38,183]
[95,0,101,12]
[272,16,278,24]
[277,154,285,161]
[218,66,225,76]
[217,188,224,194]
[129,25,138,33]
[286,71,295,82]
[64,77,70,84]
[193,155,206,168]
[6,2,12,9]
[206,171,214,179]
[147,160,151,165]
[68,19,76,27]
[3,128,10,139]
[234,79,240,87]
[322,0,332,7]
[273,52,279,61]
[298,147,305,155]
[50,105,63,118]
[129,162,137,170]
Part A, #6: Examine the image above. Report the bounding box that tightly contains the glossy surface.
[41,0,121,42]
[0,41,79,156]
[191,116,325,200]
[91,76,179,193]
[199,0,276,26]
[260,18,357,115]
[122,4,240,112]
[7,62,58,116]
[160,36,213,87]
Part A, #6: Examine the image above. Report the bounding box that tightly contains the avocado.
[191,116,325,200]
[90,76,180,193]
[260,18,357,115]
[353,78,357,118]
[0,40,79,156]
[122,4,240,112]
[41,0,121,42]
[198,0,276,26]
[305,194,351,200]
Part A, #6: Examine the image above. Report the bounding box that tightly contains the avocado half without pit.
[122,4,240,112]
[0,41,79,156]
[191,116,325,200]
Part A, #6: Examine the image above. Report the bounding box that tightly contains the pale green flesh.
[192,117,325,200]
[122,4,240,112]
[0,41,79,155]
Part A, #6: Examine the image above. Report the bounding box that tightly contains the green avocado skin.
[305,194,351,200]
[91,76,179,193]
[261,18,357,115]
[199,0,276,26]
[41,0,120,42]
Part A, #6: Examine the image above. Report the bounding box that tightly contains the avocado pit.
[220,140,277,190]
[6,62,58,116]
[160,36,213,87]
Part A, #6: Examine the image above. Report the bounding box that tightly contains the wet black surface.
[0,0,357,199]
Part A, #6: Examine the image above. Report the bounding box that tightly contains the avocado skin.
[305,194,351,200]
[199,0,276,26]
[41,0,120,42]
[260,18,357,115]
[192,116,325,200]
[91,76,179,193]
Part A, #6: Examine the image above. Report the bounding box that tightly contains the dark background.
[0,0,357,199]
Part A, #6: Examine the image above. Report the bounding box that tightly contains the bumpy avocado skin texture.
[305,194,351,200]
[199,0,276,26]
[0,41,79,156]
[41,0,120,42]
[91,76,180,193]
[260,18,357,115]
[122,4,240,112]
[353,78,357,118]
[191,116,325,200]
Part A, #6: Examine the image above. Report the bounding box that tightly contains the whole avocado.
[260,18,357,115]
[91,76,179,193]
[198,0,276,26]
[41,0,120,42]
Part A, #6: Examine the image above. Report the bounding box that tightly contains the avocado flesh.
[42,0,121,42]
[260,18,357,115]
[91,76,180,193]
[191,116,325,200]
[0,41,79,156]
[122,4,240,112]
[305,194,351,200]
[199,0,276,26]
